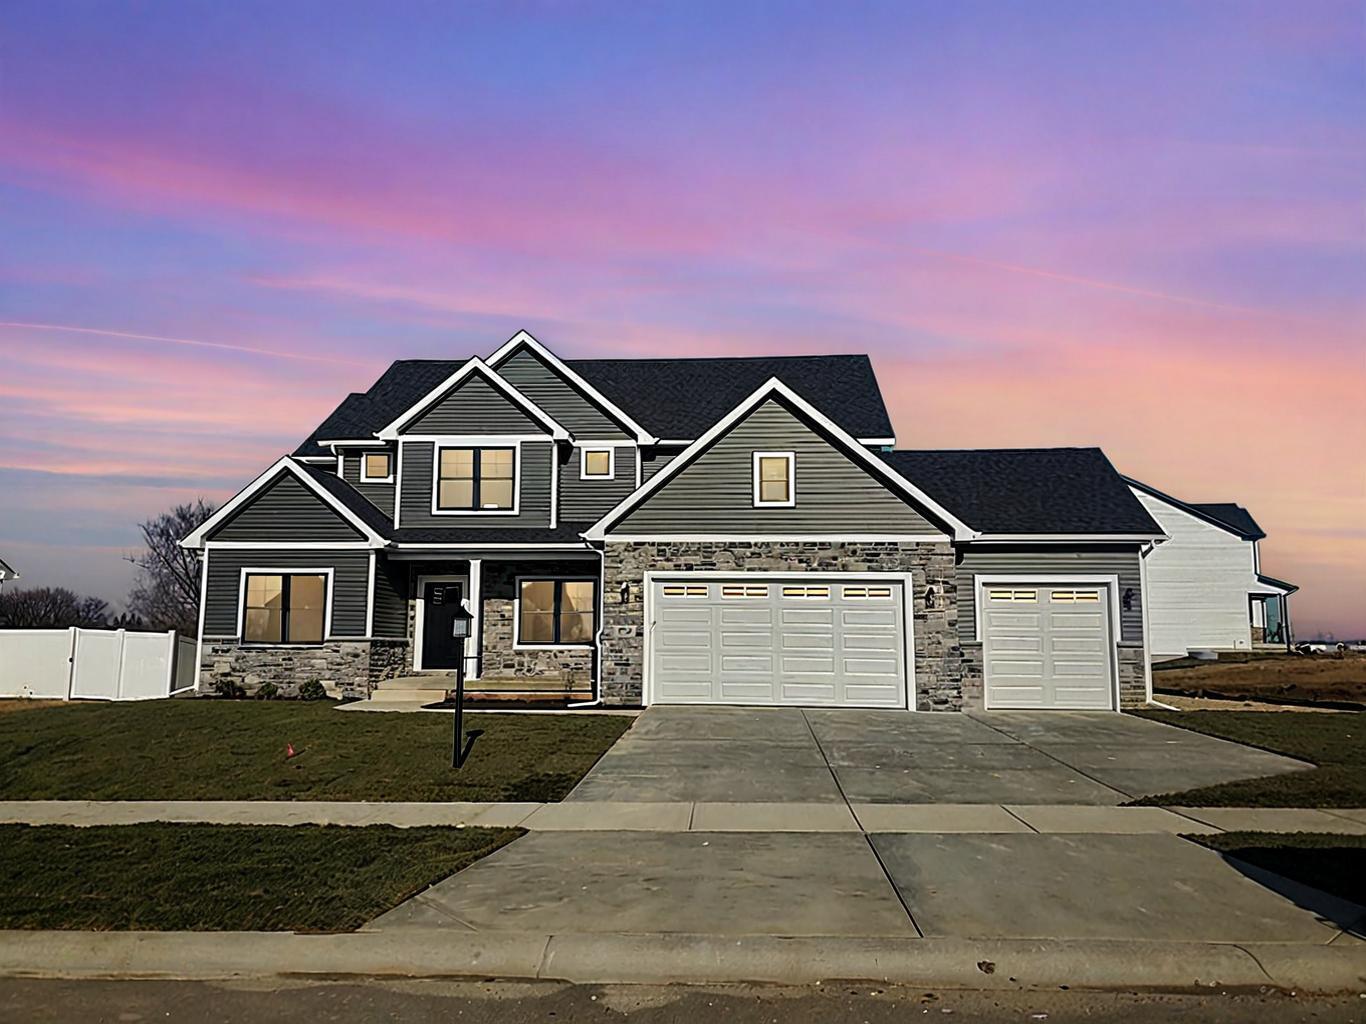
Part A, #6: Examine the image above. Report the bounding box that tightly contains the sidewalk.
[4,799,1366,834]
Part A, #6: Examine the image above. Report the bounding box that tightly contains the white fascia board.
[180,457,388,549]
[375,356,571,441]
[315,439,382,447]
[1124,478,1251,541]
[584,377,976,542]
[591,534,950,543]
[487,330,657,444]
[390,542,591,550]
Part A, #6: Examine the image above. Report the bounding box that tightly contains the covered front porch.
[378,549,602,704]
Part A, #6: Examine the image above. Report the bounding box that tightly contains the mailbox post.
[446,604,478,769]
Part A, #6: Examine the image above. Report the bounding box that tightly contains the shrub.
[297,680,327,702]
[255,681,280,701]
[213,678,245,699]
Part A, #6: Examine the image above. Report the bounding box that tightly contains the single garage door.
[650,578,907,707]
[982,584,1115,710]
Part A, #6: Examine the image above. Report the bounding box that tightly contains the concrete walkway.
[5,799,1366,834]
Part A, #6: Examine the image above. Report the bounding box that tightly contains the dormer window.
[580,447,615,480]
[753,451,794,507]
[361,451,393,482]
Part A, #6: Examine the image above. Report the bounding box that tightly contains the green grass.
[0,823,521,931]
[0,700,632,802]
[1131,710,1366,807]
[1191,832,1366,908]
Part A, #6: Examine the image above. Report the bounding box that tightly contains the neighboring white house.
[0,556,18,594]
[1126,479,1295,658]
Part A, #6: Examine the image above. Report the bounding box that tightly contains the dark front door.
[422,582,464,670]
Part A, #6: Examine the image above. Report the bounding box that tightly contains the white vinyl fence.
[0,628,196,701]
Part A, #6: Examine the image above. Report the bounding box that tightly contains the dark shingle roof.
[294,354,891,455]
[1124,478,1266,541]
[881,448,1163,536]
[299,464,396,537]
[1189,503,1266,541]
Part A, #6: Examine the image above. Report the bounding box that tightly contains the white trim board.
[487,330,657,444]
[181,457,387,549]
[376,357,570,441]
[584,377,972,542]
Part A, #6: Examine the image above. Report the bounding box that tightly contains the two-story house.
[184,331,1178,711]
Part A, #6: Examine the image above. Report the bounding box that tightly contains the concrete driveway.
[565,706,1308,805]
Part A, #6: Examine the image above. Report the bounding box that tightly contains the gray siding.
[403,372,546,435]
[373,557,408,639]
[498,348,632,439]
[956,545,1145,644]
[640,447,680,481]
[204,549,371,637]
[341,450,396,518]
[613,399,943,535]
[398,440,553,528]
[210,472,362,543]
[559,446,638,523]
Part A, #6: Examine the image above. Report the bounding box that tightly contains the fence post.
[65,627,77,700]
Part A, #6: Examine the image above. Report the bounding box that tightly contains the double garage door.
[650,577,907,707]
[982,584,1117,710]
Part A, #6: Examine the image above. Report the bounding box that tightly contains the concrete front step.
[376,676,454,692]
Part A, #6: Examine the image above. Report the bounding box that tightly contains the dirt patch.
[0,700,67,716]
[1154,694,1347,713]
[1154,652,1366,706]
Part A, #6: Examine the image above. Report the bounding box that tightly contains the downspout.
[567,538,605,709]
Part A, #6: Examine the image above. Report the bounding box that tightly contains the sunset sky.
[1,2,1362,637]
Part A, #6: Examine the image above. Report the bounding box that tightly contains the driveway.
[565,706,1308,805]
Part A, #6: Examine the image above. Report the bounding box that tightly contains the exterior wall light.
[1122,587,1134,612]
[924,585,937,610]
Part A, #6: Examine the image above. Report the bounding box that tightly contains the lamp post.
[446,604,479,769]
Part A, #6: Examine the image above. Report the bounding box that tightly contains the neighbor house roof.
[882,448,1164,536]
[0,556,18,581]
[1189,502,1266,541]
[294,354,892,456]
[1124,477,1266,541]
[1254,572,1298,595]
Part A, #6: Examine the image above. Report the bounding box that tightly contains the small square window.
[581,448,614,479]
[753,452,794,507]
[361,451,392,481]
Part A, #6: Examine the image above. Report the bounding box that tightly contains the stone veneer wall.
[600,541,961,709]
[199,639,406,700]
[960,642,1148,709]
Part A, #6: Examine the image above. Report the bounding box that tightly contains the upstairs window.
[361,451,393,482]
[437,447,515,511]
[518,578,596,646]
[580,447,615,479]
[242,573,327,645]
[752,451,795,507]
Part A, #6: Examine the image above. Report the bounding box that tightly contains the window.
[722,584,768,598]
[661,584,708,598]
[580,447,615,480]
[518,579,596,646]
[361,451,392,482]
[843,585,893,600]
[437,447,515,511]
[987,588,1037,603]
[1052,589,1101,603]
[242,573,327,645]
[752,451,794,507]
[782,585,830,599]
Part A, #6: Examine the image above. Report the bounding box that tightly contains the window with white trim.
[243,573,326,645]
[580,447,615,480]
[437,447,515,511]
[361,451,393,482]
[518,579,596,646]
[752,451,794,507]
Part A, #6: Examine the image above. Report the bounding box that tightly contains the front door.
[422,581,464,670]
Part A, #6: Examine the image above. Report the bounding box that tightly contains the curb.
[2,931,1364,993]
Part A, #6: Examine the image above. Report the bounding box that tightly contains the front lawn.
[0,823,520,931]
[1132,710,1366,807]
[0,700,632,802]
[1191,832,1366,909]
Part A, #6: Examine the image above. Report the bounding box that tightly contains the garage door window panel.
[518,578,596,648]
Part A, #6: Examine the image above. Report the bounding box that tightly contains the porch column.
[468,558,482,679]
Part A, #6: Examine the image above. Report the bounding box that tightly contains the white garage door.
[982,584,1115,710]
[650,578,907,707]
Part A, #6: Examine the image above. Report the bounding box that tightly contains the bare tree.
[0,587,109,628]
[125,500,216,636]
